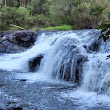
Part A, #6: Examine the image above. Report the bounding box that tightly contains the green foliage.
[99,21,110,42]
[43,25,74,30]
[17,7,29,16]
[90,4,105,15]
[49,0,75,25]
[72,2,106,29]
[16,7,30,28]
[0,0,110,31]
[0,7,18,30]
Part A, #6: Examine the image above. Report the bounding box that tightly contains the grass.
[6,25,74,31]
[43,25,74,31]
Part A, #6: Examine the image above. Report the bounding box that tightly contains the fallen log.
[10,24,25,30]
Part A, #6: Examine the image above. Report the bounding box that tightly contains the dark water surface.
[0,71,110,110]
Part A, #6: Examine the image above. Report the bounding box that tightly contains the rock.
[0,107,23,110]
[20,79,27,82]
[5,43,25,53]
[7,107,22,110]
[28,54,43,72]
[53,53,88,84]
[0,43,6,52]
[0,31,14,40]
[0,30,37,53]
[9,30,36,48]
[1,40,12,47]
[88,39,101,52]
[73,54,88,84]
[0,32,4,38]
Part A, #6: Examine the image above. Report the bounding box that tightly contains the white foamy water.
[62,90,110,110]
[0,29,110,99]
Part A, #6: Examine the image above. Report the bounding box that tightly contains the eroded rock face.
[0,40,25,53]
[50,38,89,84]
[0,30,36,53]
[9,31,35,48]
[55,54,88,84]
[28,54,44,72]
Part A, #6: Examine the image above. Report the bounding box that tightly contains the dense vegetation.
[0,0,110,31]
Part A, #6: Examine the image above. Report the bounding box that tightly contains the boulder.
[9,30,36,48]
[0,30,37,53]
[28,54,44,72]
[0,40,25,53]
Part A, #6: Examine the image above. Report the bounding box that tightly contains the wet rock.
[7,107,22,110]
[1,40,12,47]
[58,54,88,84]
[9,31,36,48]
[88,39,101,52]
[0,30,36,53]
[0,31,14,40]
[28,54,44,72]
[5,43,25,53]
[74,54,88,84]
[0,43,5,52]
[20,79,27,82]
[52,38,88,84]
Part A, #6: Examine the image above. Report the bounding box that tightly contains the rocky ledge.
[0,30,37,53]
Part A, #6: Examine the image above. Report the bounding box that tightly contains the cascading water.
[0,29,110,97]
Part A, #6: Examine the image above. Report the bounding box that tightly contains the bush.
[72,2,106,29]
[16,7,30,28]
[0,7,18,31]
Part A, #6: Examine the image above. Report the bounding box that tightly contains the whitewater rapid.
[0,29,110,97]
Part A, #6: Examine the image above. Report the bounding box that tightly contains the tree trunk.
[4,0,7,11]
[20,0,25,7]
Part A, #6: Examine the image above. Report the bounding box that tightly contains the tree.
[49,0,79,25]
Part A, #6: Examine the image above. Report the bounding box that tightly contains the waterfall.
[0,29,110,96]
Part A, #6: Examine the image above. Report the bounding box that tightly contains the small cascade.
[0,29,110,96]
[81,54,110,95]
